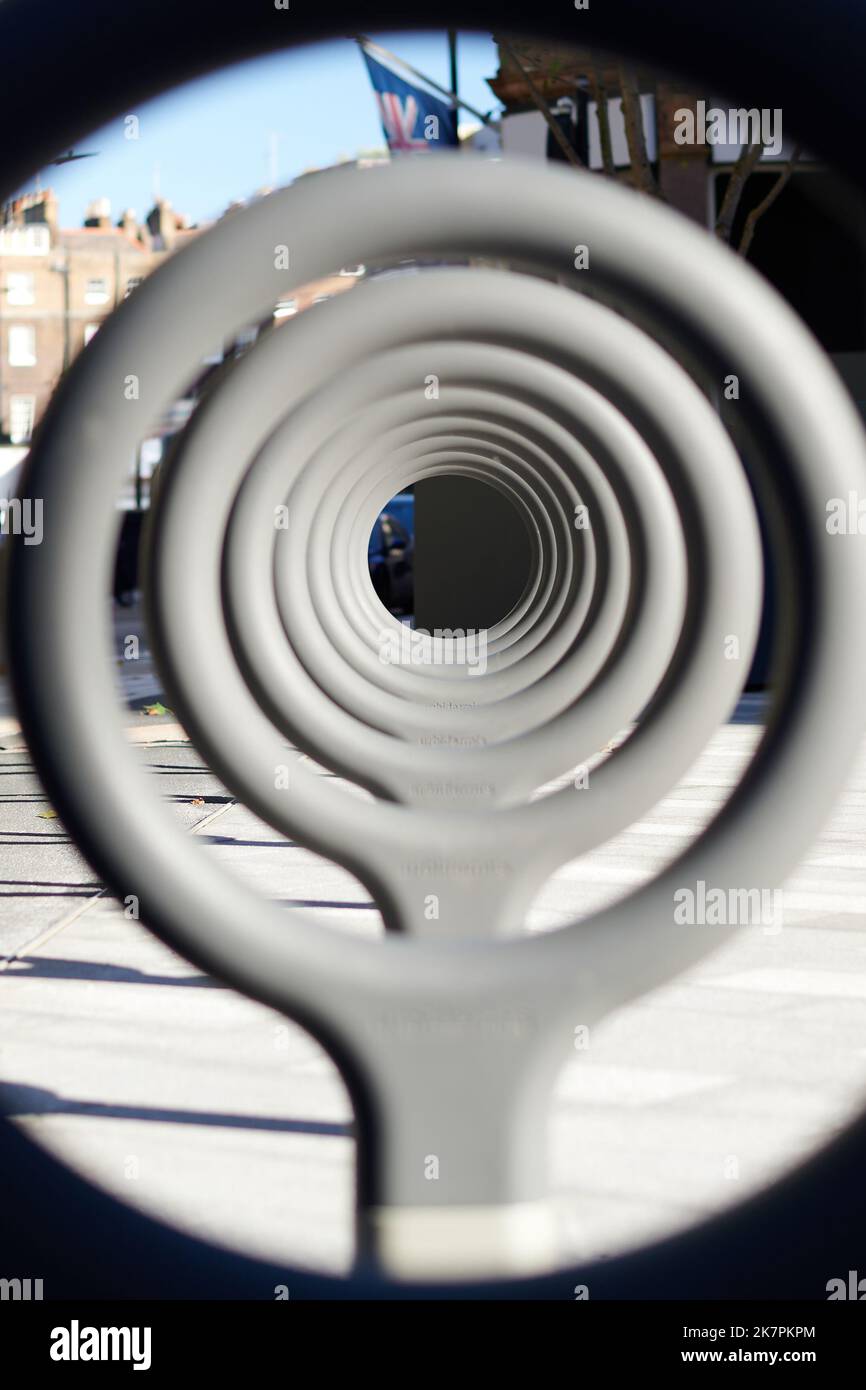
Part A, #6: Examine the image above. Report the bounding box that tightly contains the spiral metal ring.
[9,154,866,1279]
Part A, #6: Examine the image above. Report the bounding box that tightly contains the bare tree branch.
[618,62,658,197]
[738,144,803,258]
[498,38,586,170]
[588,54,616,179]
[715,139,764,243]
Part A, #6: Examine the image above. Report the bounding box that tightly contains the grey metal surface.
[5,706,866,1279]
[7,155,866,1277]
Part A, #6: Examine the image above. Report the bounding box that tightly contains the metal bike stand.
[5,0,866,1296]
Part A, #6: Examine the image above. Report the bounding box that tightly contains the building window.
[9,395,36,443]
[0,225,50,256]
[83,323,100,346]
[84,277,110,306]
[8,324,36,366]
[6,271,35,306]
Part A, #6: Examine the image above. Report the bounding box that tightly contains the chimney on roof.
[84,197,112,230]
[8,189,59,241]
[118,208,140,241]
[145,196,180,251]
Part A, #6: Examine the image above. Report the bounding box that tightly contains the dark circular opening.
[368,475,533,630]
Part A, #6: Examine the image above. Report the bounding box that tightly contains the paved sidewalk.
[2,635,866,1276]
[0,596,184,747]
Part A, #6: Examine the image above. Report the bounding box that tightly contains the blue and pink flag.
[360,46,458,153]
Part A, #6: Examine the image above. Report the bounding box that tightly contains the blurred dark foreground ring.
[4,0,866,1299]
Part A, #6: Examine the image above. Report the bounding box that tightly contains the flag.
[360,46,458,153]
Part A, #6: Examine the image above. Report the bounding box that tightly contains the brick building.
[0,190,200,444]
[0,187,361,455]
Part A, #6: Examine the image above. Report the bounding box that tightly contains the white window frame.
[6,271,35,306]
[84,276,110,306]
[0,225,50,256]
[9,394,36,443]
[8,324,36,366]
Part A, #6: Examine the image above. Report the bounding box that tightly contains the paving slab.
[1,691,866,1278]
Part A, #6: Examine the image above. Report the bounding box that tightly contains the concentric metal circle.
[9,154,866,1274]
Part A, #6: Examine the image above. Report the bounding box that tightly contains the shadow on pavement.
[0,1081,352,1136]
[0,956,219,988]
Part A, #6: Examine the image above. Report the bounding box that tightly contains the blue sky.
[30,31,502,230]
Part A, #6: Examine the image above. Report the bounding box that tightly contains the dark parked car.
[368,498,414,615]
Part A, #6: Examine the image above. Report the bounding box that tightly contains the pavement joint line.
[0,888,109,972]
[0,797,236,972]
[124,723,189,745]
[0,720,191,746]
[188,799,237,837]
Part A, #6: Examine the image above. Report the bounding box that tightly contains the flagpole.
[352,34,496,127]
[448,30,458,121]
